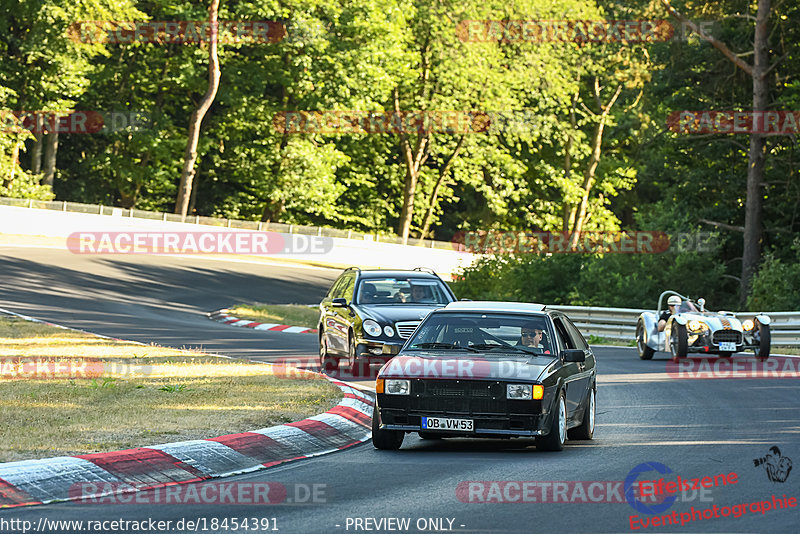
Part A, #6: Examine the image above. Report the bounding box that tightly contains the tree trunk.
[419,135,465,238]
[569,82,621,248]
[42,129,58,187]
[659,0,772,304]
[562,94,578,232]
[31,115,43,174]
[394,88,429,244]
[740,0,770,304]
[3,141,20,189]
[175,0,221,219]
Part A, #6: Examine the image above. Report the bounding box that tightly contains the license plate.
[421,417,473,432]
[719,341,737,352]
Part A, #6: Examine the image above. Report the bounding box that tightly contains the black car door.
[560,315,595,424]
[328,273,356,354]
[552,316,586,424]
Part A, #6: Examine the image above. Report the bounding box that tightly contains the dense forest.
[1,0,798,310]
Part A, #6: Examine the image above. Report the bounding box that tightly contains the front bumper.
[355,339,403,361]
[381,423,544,437]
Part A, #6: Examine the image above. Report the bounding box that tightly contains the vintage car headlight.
[385,379,410,395]
[742,319,755,331]
[383,325,395,337]
[687,320,709,333]
[363,319,382,337]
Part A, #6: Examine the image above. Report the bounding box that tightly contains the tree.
[660,0,774,304]
[175,0,221,219]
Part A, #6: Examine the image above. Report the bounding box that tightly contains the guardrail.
[0,196,456,250]
[549,305,800,347]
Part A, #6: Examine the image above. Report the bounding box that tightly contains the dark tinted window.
[552,317,575,350]
[563,316,589,350]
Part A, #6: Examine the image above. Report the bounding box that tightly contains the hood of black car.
[358,304,442,324]
[377,352,556,382]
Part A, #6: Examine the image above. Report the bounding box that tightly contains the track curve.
[1,247,798,533]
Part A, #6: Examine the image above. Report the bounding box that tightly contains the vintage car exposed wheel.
[670,323,688,362]
[319,333,339,373]
[636,321,655,360]
[754,323,771,361]
[537,391,566,451]
[372,408,404,450]
[568,387,595,441]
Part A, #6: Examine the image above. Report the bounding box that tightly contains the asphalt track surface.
[1,247,799,533]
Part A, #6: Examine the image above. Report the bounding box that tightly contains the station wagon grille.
[713,330,742,345]
[395,321,421,339]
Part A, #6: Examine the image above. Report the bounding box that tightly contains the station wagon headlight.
[363,319,382,337]
[687,320,709,333]
[384,325,395,337]
[507,384,533,400]
[742,319,755,331]
[385,379,410,395]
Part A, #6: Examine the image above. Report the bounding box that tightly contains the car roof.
[356,270,440,280]
[440,301,547,313]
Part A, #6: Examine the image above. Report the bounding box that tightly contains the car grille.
[713,330,742,345]
[395,321,421,339]
[409,379,513,415]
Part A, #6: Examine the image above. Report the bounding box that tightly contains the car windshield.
[677,300,699,313]
[406,312,556,357]
[356,278,450,305]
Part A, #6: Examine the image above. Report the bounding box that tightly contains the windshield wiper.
[409,342,480,352]
[486,345,542,356]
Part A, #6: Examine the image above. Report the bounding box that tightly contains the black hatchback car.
[372,301,596,451]
[318,267,456,373]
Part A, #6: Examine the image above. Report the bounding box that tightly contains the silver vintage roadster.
[635,290,771,362]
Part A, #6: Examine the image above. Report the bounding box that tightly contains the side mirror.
[697,298,706,311]
[331,298,348,308]
[562,349,586,363]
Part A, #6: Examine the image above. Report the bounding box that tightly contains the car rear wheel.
[636,321,655,360]
[568,388,595,441]
[670,323,688,362]
[754,323,771,361]
[319,333,339,374]
[537,391,566,451]
[372,408,404,450]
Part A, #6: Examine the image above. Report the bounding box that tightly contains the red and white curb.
[0,312,372,509]
[0,378,373,508]
[208,308,317,334]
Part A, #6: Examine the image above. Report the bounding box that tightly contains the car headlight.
[687,320,709,333]
[363,319,382,337]
[507,384,533,400]
[383,325,395,337]
[742,319,755,331]
[385,379,410,395]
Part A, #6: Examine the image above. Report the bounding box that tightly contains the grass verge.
[0,316,340,463]
[228,303,320,329]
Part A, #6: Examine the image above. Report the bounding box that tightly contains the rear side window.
[563,317,589,350]
[552,317,575,350]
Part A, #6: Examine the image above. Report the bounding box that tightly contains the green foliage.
[747,243,800,311]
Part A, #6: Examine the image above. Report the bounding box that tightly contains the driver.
[519,323,544,348]
[658,295,681,332]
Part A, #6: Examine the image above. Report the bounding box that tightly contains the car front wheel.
[372,408,404,450]
[670,323,688,362]
[537,391,566,451]
[754,323,771,361]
